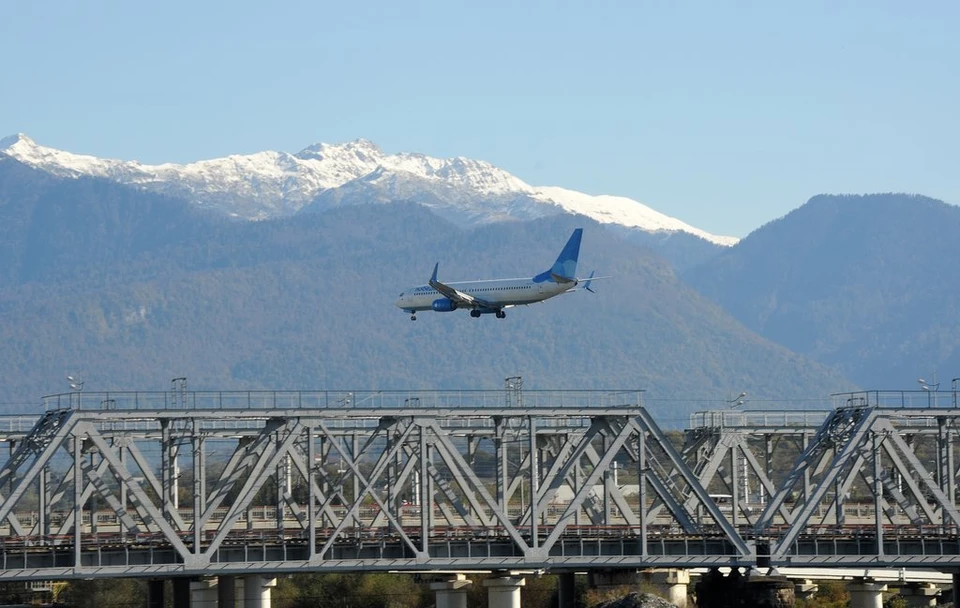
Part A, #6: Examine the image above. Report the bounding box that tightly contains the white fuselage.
[395,276,574,313]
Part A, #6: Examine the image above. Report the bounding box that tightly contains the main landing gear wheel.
[410,314,417,321]
[470,310,481,318]
[496,310,506,319]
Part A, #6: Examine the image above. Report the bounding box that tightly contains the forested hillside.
[684,193,960,390]
[0,158,853,422]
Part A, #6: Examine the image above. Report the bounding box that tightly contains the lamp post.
[727,391,747,408]
[919,374,940,407]
[66,374,84,409]
[726,391,748,507]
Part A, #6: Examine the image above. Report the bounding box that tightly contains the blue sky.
[1,1,956,237]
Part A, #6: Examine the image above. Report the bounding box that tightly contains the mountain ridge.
[682,192,960,389]
[0,133,737,246]
[0,161,849,419]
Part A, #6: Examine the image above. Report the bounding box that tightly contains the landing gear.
[410,314,417,321]
[470,310,481,318]
[495,310,506,319]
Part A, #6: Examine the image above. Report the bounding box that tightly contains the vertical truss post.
[276,447,286,534]
[192,421,204,552]
[764,435,773,506]
[495,417,506,513]
[427,443,435,531]
[602,431,612,523]
[38,464,48,537]
[834,475,844,526]
[419,421,429,553]
[873,432,883,556]
[639,426,648,558]
[73,433,82,567]
[307,426,317,560]
[529,415,538,548]
[939,417,956,527]
[89,450,98,534]
[352,434,360,503]
[730,444,740,528]
[161,420,173,524]
[118,439,128,543]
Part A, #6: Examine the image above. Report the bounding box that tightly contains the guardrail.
[688,410,829,429]
[41,389,645,412]
[833,390,960,409]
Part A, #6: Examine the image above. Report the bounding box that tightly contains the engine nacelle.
[431,298,458,312]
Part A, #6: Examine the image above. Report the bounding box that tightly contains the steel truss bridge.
[1,389,960,582]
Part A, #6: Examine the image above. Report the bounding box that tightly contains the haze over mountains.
[0,135,954,423]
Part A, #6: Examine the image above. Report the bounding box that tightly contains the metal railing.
[42,389,645,412]
[688,410,829,429]
[832,390,959,409]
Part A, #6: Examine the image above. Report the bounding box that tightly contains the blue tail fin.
[533,228,583,283]
[550,228,582,282]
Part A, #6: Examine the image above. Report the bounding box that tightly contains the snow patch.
[0,133,739,246]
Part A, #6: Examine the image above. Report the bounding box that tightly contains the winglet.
[430,263,439,284]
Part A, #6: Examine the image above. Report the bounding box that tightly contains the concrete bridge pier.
[173,578,191,607]
[483,573,525,608]
[794,579,818,599]
[219,575,238,607]
[644,569,690,608]
[241,575,276,608]
[897,582,939,607]
[430,573,472,608]
[557,572,576,608]
[190,578,218,608]
[954,571,960,608]
[147,579,164,608]
[847,578,887,608]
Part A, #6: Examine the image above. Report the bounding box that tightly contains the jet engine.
[431,298,458,312]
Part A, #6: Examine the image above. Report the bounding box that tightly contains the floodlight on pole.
[918,374,940,407]
[727,391,747,408]
[66,374,84,409]
[66,375,84,392]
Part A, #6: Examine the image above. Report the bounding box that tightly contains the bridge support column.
[848,579,887,608]
[147,579,164,608]
[430,574,472,608]
[190,578,218,608]
[242,575,276,608]
[954,571,960,608]
[557,572,576,608]
[898,582,939,607]
[173,578,191,608]
[794,579,818,599]
[644,569,689,608]
[219,575,237,608]
[483,574,525,608]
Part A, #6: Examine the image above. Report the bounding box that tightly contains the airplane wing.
[428,263,495,309]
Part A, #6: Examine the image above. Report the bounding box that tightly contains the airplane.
[395,228,596,320]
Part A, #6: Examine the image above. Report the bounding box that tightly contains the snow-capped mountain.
[0,134,737,246]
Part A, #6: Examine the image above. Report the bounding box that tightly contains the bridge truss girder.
[755,406,960,565]
[0,402,752,580]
